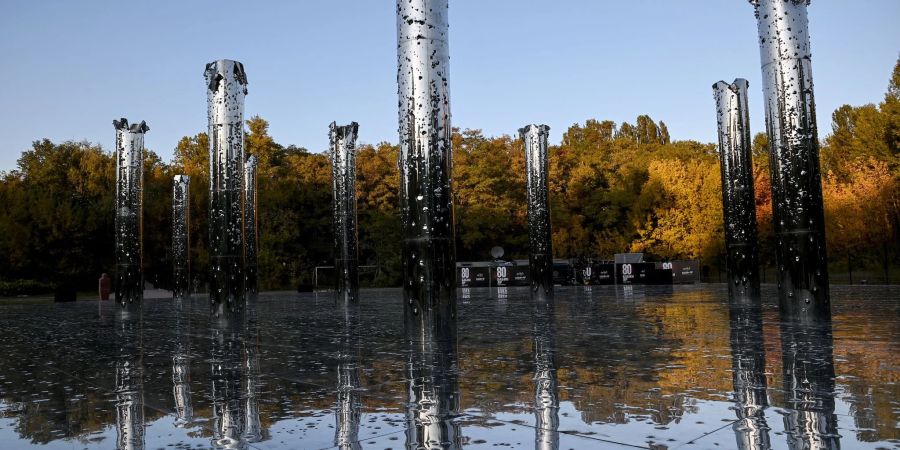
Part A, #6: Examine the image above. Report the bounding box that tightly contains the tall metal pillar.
[397,0,456,327]
[114,119,148,310]
[244,156,258,297]
[204,59,248,317]
[750,0,829,317]
[520,124,554,295]
[330,122,360,304]
[713,80,761,298]
[173,175,191,301]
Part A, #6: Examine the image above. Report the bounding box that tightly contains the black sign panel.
[656,261,700,284]
[616,262,655,284]
[459,266,490,287]
[575,263,615,285]
[594,263,615,285]
[673,260,699,284]
[491,265,515,287]
[509,266,529,286]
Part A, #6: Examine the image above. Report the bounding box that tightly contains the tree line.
[1,59,897,292]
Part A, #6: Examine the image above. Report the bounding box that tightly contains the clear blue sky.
[1,1,898,170]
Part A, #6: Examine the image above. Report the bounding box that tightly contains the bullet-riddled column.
[173,175,191,301]
[330,122,360,304]
[244,156,258,297]
[713,80,761,298]
[205,59,248,317]
[520,125,554,295]
[114,118,148,309]
[397,0,456,324]
[750,0,829,317]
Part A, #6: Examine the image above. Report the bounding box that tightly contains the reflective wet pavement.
[0,285,897,449]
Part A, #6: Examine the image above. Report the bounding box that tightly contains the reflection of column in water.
[520,124,554,295]
[714,80,761,298]
[749,0,829,317]
[397,0,457,323]
[335,305,361,450]
[205,59,248,317]
[331,122,361,305]
[113,118,148,309]
[405,307,461,449]
[532,294,559,450]
[727,297,771,449]
[779,317,840,449]
[210,322,257,449]
[173,175,191,301]
[115,315,145,450]
[242,329,262,444]
[173,300,193,427]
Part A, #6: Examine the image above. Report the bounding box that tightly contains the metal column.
[173,175,191,301]
[713,80,761,298]
[750,0,829,317]
[114,118,148,310]
[204,59,248,317]
[397,0,456,326]
[521,124,554,295]
[330,122,360,304]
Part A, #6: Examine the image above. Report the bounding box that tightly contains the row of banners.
[457,261,700,287]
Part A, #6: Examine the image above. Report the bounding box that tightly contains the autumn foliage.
[0,59,898,290]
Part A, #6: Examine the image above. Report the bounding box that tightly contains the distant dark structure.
[750,0,829,318]
[520,124,554,295]
[205,59,248,317]
[113,118,148,310]
[713,79,760,298]
[330,122,361,304]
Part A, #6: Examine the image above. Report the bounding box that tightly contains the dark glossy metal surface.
[397,0,456,323]
[243,156,258,298]
[0,285,896,449]
[520,124,554,295]
[205,59,248,317]
[172,175,191,301]
[750,0,829,318]
[714,80,761,298]
[113,118,148,310]
[330,122,360,304]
